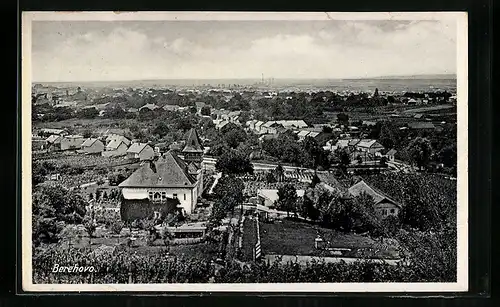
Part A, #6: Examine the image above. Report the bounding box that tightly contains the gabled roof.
[263,121,276,128]
[255,121,264,127]
[107,138,129,149]
[82,138,100,147]
[195,101,206,108]
[348,139,361,146]
[348,180,401,208]
[297,130,310,137]
[336,139,350,147]
[139,103,159,111]
[386,149,397,156]
[276,120,308,128]
[46,135,62,143]
[127,142,150,154]
[119,151,197,188]
[308,131,320,138]
[182,128,203,153]
[257,189,305,205]
[187,162,200,174]
[316,172,349,195]
[408,122,435,129]
[357,139,384,148]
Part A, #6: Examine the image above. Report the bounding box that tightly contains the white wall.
[122,187,196,214]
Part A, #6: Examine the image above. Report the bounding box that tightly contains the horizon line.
[33,74,457,84]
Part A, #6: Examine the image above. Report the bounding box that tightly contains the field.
[259,219,400,260]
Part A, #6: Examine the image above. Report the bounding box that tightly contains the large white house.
[119,129,204,217]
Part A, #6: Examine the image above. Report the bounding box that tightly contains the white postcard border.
[21,11,469,292]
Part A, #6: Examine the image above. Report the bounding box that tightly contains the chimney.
[149,161,156,173]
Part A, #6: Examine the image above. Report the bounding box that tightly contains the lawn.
[259,219,400,260]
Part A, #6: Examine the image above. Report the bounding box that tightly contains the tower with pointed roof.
[182,128,204,165]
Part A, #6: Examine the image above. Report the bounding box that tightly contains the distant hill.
[367,74,456,80]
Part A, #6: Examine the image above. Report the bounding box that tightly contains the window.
[153,192,161,200]
[390,209,395,214]
[183,194,186,200]
[148,192,154,200]
[173,193,178,199]
[382,209,387,216]
[161,192,166,200]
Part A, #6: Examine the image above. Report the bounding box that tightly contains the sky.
[31,19,457,82]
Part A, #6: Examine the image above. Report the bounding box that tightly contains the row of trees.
[261,132,331,170]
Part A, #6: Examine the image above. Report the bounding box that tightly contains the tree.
[406,137,433,170]
[83,213,97,246]
[335,148,351,174]
[212,175,245,215]
[110,220,124,244]
[274,164,284,182]
[215,150,254,175]
[161,227,175,254]
[337,113,349,126]
[276,184,298,217]
[152,122,170,138]
[201,106,211,116]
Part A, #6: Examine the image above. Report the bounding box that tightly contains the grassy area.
[241,217,258,261]
[259,219,400,260]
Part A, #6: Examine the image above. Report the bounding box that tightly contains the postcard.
[21,11,468,292]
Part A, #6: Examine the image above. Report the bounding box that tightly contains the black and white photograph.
[21,12,468,292]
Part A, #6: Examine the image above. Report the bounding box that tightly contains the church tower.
[182,128,204,165]
[182,128,204,198]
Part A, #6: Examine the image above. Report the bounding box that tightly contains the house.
[41,128,67,136]
[348,180,401,218]
[126,143,155,161]
[127,108,139,113]
[407,122,436,130]
[385,149,397,162]
[45,134,63,151]
[254,121,265,133]
[246,120,258,130]
[362,121,377,126]
[297,130,311,141]
[335,139,350,149]
[163,104,181,112]
[257,189,305,208]
[276,120,308,129]
[316,172,350,197]
[216,120,230,130]
[195,101,206,114]
[79,138,105,154]
[60,135,85,151]
[102,136,130,157]
[119,131,204,216]
[139,103,159,112]
[347,139,361,151]
[355,139,385,154]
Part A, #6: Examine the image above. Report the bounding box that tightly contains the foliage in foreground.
[33,236,456,284]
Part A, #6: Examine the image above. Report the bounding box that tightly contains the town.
[31,80,458,284]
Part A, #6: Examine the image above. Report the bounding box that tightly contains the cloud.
[32,20,457,82]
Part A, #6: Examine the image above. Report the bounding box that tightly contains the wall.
[138,146,155,161]
[84,141,104,153]
[374,201,400,218]
[122,187,196,214]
